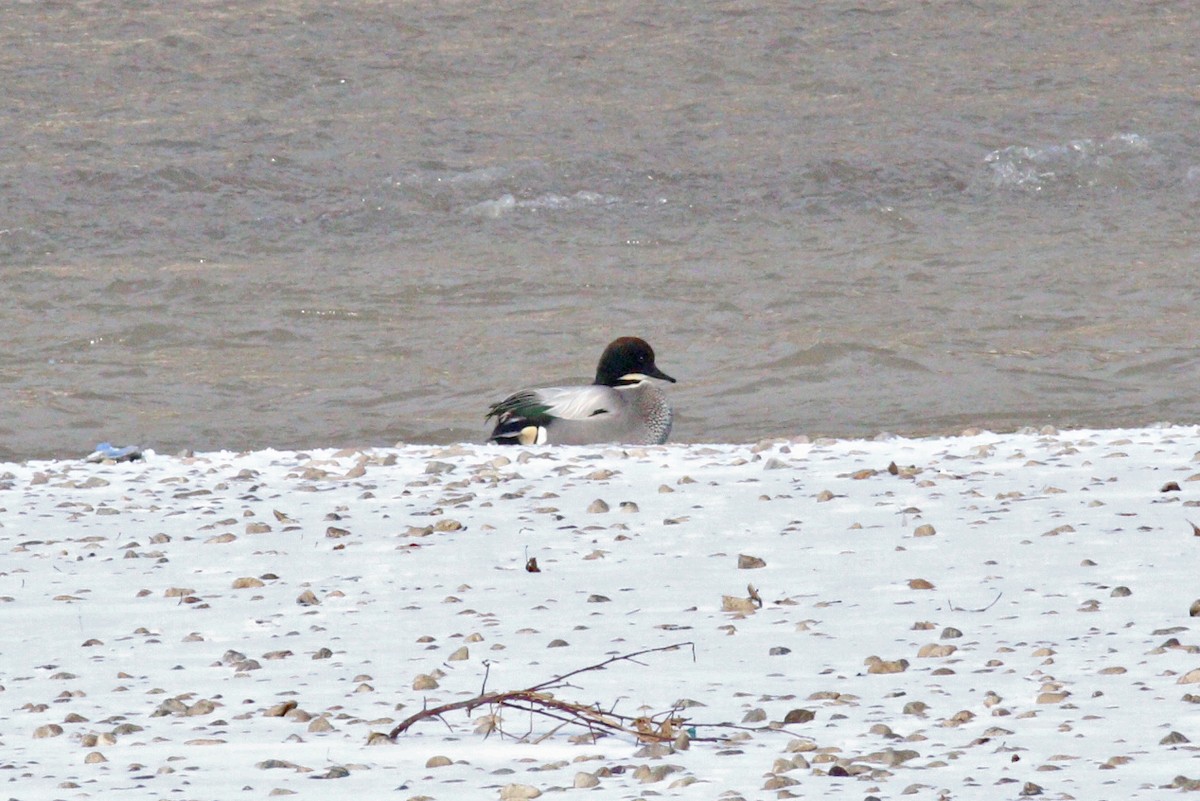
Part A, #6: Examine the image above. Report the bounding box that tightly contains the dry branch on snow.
[382,642,798,745]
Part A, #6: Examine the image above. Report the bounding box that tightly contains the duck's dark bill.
[648,366,676,383]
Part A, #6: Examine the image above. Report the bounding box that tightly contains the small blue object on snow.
[84,442,144,463]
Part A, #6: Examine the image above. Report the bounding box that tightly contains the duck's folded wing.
[538,385,616,420]
[488,385,614,423]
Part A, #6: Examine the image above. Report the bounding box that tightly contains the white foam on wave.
[464,190,621,217]
[983,132,1160,191]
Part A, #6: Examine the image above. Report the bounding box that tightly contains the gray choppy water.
[3,1,1199,460]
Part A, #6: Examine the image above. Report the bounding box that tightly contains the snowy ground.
[1,427,1198,800]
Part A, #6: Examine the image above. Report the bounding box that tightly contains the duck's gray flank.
[487,337,676,446]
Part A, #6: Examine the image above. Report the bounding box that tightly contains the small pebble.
[783,708,815,724]
[33,724,64,739]
[307,717,335,733]
[917,644,957,658]
[412,674,439,690]
[573,772,600,788]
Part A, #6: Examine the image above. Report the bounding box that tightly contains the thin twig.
[526,642,694,693]
[948,591,1003,613]
[479,659,491,696]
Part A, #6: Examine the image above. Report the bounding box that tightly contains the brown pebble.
[943,709,975,726]
[186,699,217,716]
[264,701,298,718]
[722,595,758,614]
[413,674,439,690]
[33,724,64,739]
[783,708,815,724]
[307,716,335,733]
[866,656,909,674]
[913,524,936,537]
[296,590,320,606]
[737,554,766,569]
[1177,668,1200,685]
[917,644,957,658]
[574,771,600,788]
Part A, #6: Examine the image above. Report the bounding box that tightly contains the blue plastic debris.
[84,442,144,463]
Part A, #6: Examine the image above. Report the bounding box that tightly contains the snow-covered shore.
[2,427,1198,800]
